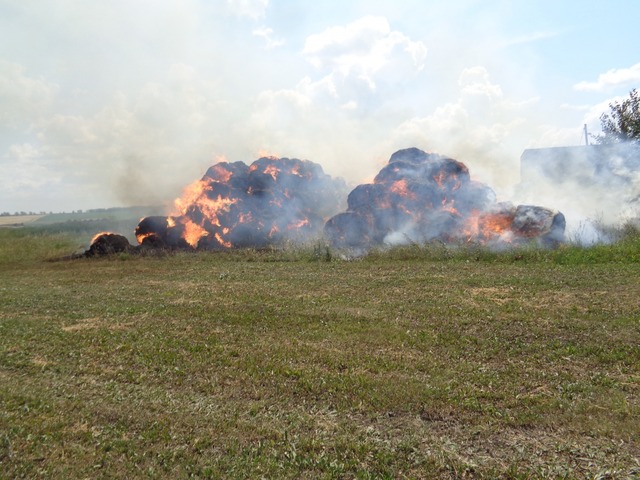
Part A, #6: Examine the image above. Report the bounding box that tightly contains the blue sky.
[1,0,639,214]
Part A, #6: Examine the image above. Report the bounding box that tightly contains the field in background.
[0,215,44,227]
[30,206,165,226]
[0,227,639,478]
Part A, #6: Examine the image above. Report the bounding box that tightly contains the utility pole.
[584,124,589,146]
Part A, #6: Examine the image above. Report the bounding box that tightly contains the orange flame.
[171,183,238,246]
[264,164,279,181]
[135,232,154,244]
[460,210,481,240]
[199,196,237,225]
[441,198,460,216]
[238,212,253,224]
[290,164,303,177]
[461,211,514,242]
[390,179,416,199]
[182,219,208,248]
[208,164,233,183]
[91,231,112,244]
[174,180,210,216]
[288,218,310,230]
[214,232,232,248]
[480,215,513,238]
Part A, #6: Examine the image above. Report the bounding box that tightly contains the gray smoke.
[515,142,640,244]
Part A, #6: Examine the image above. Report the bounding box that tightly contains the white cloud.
[0,60,57,129]
[252,26,285,49]
[458,66,503,98]
[552,95,630,145]
[302,16,427,92]
[235,18,430,182]
[226,0,268,20]
[574,63,640,92]
[0,143,62,196]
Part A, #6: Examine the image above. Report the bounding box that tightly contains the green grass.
[1,228,639,478]
[0,229,84,264]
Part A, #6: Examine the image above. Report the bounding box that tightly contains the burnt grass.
[0,231,639,478]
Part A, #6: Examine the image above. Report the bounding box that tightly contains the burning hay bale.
[324,148,565,250]
[85,232,134,256]
[133,156,347,250]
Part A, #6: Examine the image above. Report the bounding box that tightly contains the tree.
[594,89,640,144]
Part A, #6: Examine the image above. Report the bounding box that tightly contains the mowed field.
[0,229,639,478]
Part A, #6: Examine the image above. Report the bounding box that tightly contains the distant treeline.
[1,211,48,216]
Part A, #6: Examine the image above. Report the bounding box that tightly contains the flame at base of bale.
[324,148,566,251]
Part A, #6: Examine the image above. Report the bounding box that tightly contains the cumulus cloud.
[251,15,427,115]
[574,63,640,92]
[303,16,427,92]
[458,66,503,98]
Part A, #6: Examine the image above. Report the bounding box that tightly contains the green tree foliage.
[595,89,640,144]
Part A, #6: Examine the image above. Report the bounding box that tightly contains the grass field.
[0,228,639,478]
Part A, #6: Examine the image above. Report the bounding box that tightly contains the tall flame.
[174,180,210,216]
[182,219,209,247]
